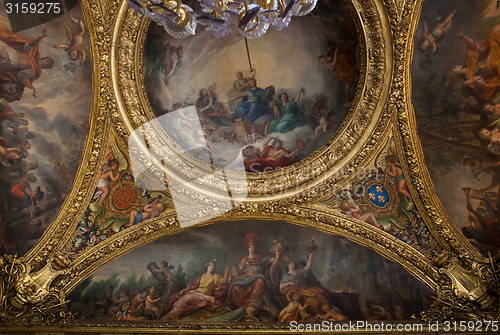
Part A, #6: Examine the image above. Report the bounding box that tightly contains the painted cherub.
[144,286,162,320]
[478,126,500,154]
[317,304,348,322]
[118,290,148,321]
[310,96,335,139]
[385,148,413,202]
[368,301,393,320]
[417,10,456,56]
[152,261,175,281]
[278,291,309,322]
[339,201,383,229]
[107,289,130,318]
[126,198,166,227]
[96,156,121,206]
[54,15,86,65]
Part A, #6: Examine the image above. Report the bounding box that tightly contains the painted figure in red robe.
[228,233,281,308]
[243,137,302,172]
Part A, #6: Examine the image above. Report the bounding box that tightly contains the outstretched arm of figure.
[6,147,21,153]
[283,149,300,158]
[235,80,248,91]
[78,19,85,34]
[147,295,161,304]
[29,86,37,98]
[304,252,314,272]
[219,266,229,284]
[19,77,36,97]
[143,203,154,212]
[28,29,48,47]
[104,153,114,164]
[228,92,247,102]
[300,303,309,310]
[465,194,487,229]
[317,313,328,320]
[390,147,399,160]
[262,137,276,147]
[164,58,178,82]
[457,27,481,52]
[294,87,304,103]
[278,307,286,320]
[464,75,486,90]
[250,65,257,79]
[70,14,79,24]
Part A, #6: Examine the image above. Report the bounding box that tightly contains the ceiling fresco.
[0,2,92,256]
[143,12,358,173]
[68,220,432,323]
[412,0,500,255]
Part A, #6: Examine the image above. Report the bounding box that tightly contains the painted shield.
[366,183,390,209]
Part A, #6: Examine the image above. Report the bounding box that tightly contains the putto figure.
[54,15,87,65]
[417,10,456,56]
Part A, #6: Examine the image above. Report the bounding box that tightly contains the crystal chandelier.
[127,0,318,38]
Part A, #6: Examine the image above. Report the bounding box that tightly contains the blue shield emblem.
[366,183,390,208]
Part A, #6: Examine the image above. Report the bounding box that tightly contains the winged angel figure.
[54,15,87,65]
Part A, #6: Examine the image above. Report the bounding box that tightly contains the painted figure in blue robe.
[268,88,305,133]
[124,198,166,228]
[234,78,268,122]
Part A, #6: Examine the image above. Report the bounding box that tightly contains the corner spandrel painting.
[143,0,359,173]
[68,220,432,323]
[0,1,92,255]
[412,0,500,254]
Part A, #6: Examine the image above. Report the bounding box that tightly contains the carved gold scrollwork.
[423,252,499,321]
[0,255,72,325]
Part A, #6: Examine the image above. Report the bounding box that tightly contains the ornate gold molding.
[383,0,480,259]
